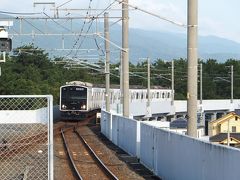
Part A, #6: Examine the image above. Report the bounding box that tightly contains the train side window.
[141,93,144,99]
[118,93,121,100]
[157,92,159,99]
[131,93,134,100]
[162,92,165,98]
[136,92,139,99]
[168,92,170,98]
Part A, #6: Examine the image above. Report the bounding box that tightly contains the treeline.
[1,45,240,104]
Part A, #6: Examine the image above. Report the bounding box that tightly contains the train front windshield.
[61,86,88,111]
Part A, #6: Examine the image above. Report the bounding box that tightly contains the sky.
[1,0,240,43]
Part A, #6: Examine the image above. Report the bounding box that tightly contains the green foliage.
[1,45,240,104]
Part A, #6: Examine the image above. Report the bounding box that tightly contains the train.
[60,81,172,120]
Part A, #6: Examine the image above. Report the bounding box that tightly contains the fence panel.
[100,110,112,140]
[0,95,53,180]
[118,117,138,156]
[112,115,119,146]
[154,128,240,180]
[140,123,155,170]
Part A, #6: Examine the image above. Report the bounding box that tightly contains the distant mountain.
[2,15,240,63]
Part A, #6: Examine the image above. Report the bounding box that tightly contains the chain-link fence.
[0,95,53,180]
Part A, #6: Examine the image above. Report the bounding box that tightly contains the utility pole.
[146,57,151,117]
[187,0,198,137]
[200,63,202,104]
[227,119,230,146]
[199,63,204,126]
[231,65,233,104]
[122,0,129,117]
[119,51,123,114]
[104,12,110,112]
[171,60,175,106]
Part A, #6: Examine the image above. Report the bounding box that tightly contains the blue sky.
[1,0,240,42]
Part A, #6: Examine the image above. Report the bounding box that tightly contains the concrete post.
[187,0,198,137]
[104,12,110,112]
[122,0,129,117]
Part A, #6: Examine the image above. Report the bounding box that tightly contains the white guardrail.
[101,110,240,180]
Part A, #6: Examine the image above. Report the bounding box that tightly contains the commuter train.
[60,81,172,120]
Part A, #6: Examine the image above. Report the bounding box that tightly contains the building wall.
[210,115,240,136]
[170,128,205,138]
[220,117,240,133]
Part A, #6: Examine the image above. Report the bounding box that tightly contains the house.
[209,112,240,147]
[210,133,240,148]
[170,118,205,138]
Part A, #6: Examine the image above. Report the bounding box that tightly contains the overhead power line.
[116,0,186,27]
[0,10,42,15]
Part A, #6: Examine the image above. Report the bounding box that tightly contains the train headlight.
[81,104,86,110]
[62,104,67,109]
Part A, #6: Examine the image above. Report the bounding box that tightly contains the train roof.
[63,81,170,90]
[65,81,93,87]
[93,84,169,89]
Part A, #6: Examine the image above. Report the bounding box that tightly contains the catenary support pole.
[146,57,151,117]
[122,0,129,117]
[200,63,202,104]
[231,65,233,104]
[187,0,198,137]
[171,60,174,106]
[104,12,110,112]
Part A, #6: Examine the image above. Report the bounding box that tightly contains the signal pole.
[122,0,129,117]
[104,12,110,112]
[187,0,198,137]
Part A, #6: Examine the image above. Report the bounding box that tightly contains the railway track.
[61,126,119,180]
[54,113,145,180]
[0,131,47,157]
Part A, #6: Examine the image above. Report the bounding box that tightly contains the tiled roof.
[170,118,187,129]
[235,109,240,116]
[210,133,240,142]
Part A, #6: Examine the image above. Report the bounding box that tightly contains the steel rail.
[74,129,119,180]
[60,128,83,180]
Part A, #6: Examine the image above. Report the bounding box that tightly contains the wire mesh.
[0,96,51,180]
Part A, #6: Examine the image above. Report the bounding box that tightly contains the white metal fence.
[0,95,53,180]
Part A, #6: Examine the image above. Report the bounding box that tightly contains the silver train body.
[60,81,172,119]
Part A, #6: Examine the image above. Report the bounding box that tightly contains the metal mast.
[187,0,198,137]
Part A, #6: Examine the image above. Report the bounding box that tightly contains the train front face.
[60,85,88,113]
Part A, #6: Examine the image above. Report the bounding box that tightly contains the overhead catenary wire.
[0,10,42,15]
[116,0,186,28]
[71,0,119,57]
[66,0,94,57]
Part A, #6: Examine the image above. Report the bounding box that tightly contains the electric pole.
[146,57,151,117]
[104,12,110,112]
[122,0,129,117]
[200,63,202,104]
[171,60,175,106]
[187,0,198,137]
[231,65,233,104]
